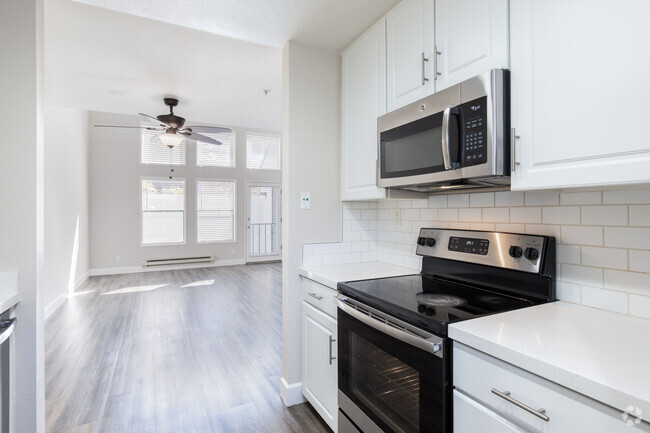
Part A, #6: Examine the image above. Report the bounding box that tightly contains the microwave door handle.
[441,107,453,170]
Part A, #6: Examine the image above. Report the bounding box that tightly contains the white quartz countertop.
[449,301,650,420]
[0,271,19,313]
[298,262,419,289]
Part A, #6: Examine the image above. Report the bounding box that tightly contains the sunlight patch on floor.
[181,280,215,288]
[102,284,168,295]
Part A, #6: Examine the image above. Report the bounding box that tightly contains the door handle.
[421,52,429,85]
[434,45,441,80]
[328,335,336,365]
[442,107,460,170]
[511,128,521,172]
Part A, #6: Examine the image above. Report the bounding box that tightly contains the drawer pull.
[308,292,323,300]
[328,335,336,365]
[491,388,550,422]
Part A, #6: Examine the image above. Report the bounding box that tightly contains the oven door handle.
[336,298,443,357]
[441,107,461,171]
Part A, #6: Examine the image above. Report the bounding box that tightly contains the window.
[196,132,235,167]
[141,178,186,245]
[141,127,186,165]
[246,134,281,170]
[197,180,236,243]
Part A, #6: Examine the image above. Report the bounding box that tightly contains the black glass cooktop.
[337,274,537,335]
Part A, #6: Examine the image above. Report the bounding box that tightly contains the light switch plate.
[300,192,311,209]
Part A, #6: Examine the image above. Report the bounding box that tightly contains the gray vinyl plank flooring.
[45,263,331,433]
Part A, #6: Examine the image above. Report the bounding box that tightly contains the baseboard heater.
[142,256,215,267]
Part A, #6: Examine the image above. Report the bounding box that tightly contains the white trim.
[44,271,89,321]
[245,181,282,263]
[280,377,305,407]
[89,258,246,276]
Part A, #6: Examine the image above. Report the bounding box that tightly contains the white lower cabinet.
[453,342,650,433]
[302,294,338,432]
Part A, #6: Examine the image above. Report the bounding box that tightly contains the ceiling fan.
[94,97,232,147]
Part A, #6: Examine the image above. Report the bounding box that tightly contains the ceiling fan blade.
[178,131,222,145]
[181,126,232,134]
[94,124,164,130]
[139,113,170,128]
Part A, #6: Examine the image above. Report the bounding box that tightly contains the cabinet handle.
[308,292,323,301]
[421,52,429,85]
[434,45,442,80]
[511,128,521,172]
[491,388,550,422]
[328,335,336,365]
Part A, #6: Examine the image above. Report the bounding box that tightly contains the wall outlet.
[393,208,402,225]
[300,192,311,209]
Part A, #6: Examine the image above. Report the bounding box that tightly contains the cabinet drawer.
[454,390,529,433]
[301,276,338,318]
[453,343,649,433]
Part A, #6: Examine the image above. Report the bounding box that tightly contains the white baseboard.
[75,271,89,289]
[44,295,67,321]
[280,377,305,407]
[89,258,247,277]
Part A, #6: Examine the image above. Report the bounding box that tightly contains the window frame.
[195,131,237,168]
[245,133,282,171]
[195,178,237,245]
[140,176,188,247]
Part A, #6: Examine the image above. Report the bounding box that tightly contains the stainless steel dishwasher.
[0,317,15,433]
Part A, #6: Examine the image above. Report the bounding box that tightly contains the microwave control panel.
[461,96,488,167]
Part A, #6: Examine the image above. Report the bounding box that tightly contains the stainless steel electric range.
[336,228,556,433]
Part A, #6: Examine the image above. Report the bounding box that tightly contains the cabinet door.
[341,21,387,201]
[511,0,650,190]
[434,0,509,91]
[454,391,530,433]
[302,301,338,431]
[386,0,435,111]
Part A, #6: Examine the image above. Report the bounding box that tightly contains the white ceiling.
[45,0,400,131]
[71,0,401,50]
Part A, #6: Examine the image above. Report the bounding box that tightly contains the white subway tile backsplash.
[360,209,378,220]
[581,246,628,270]
[343,231,361,242]
[629,250,650,273]
[470,223,495,231]
[562,264,603,287]
[495,223,526,233]
[448,222,470,230]
[603,188,650,204]
[525,191,559,206]
[428,195,448,208]
[542,206,580,225]
[561,226,603,246]
[582,205,627,226]
[448,194,469,208]
[403,209,420,221]
[439,209,459,221]
[581,286,628,314]
[604,227,650,249]
[495,191,524,207]
[352,201,370,209]
[360,251,378,262]
[560,191,602,205]
[629,295,650,319]
[556,244,581,265]
[420,209,438,221]
[483,207,510,223]
[556,281,581,304]
[511,207,542,224]
[396,200,412,208]
[604,269,650,296]
[411,199,429,208]
[525,224,561,240]
[470,192,494,207]
[458,208,482,222]
[630,205,650,226]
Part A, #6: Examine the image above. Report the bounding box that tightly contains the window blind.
[246,134,281,170]
[141,128,186,165]
[141,178,185,245]
[196,180,236,243]
[196,132,235,167]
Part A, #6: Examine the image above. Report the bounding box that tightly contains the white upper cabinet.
[386,0,435,112]
[341,21,388,201]
[511,0,650,190]
[434,0,509,92]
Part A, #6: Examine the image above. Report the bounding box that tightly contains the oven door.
[337,299,451,433]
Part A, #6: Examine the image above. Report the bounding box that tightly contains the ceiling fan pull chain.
[169,146,174,179]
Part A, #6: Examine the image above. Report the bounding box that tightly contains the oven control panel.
[416,228,552,274]
[461,96,488,167]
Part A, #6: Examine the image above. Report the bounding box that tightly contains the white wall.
[281,41,342,405]
[304,188,650,319]
[89,111,281,272]
[43,107,90,318]
[0,0,46,431]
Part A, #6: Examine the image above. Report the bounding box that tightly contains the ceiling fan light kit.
[158,132,185,148]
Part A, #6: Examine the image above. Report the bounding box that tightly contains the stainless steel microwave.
[377,69,510,193]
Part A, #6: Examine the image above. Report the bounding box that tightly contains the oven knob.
[417,237,426,246]
[524,247,539,261]
[426,238,436,247]
[508,246,523,258]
